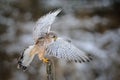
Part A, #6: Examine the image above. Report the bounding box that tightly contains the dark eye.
[53,35,56,38]
[38,37,44,39]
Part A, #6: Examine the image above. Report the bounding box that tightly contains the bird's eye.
[49,34,55,38]
[53,35,56,38]
[38,37,44,39]
[52,35,57,38]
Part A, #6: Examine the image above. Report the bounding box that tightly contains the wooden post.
[46,59,56,80]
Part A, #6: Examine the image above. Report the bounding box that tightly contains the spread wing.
[33,9,61,41]
[46,38,92,63]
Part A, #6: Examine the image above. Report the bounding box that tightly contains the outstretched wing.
[33,9,61,41]
[46,38,92,63]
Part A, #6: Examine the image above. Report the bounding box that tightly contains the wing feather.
[46,38,92,63]
[33,9,61,41]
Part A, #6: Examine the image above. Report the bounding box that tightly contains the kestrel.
[17,9,92,71]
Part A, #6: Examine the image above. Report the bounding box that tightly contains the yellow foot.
[42,58,49,63]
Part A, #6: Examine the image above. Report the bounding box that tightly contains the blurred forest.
[0,0,120,80]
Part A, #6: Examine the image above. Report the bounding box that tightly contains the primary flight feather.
[33,9,61,41]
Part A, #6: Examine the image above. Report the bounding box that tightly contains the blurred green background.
[0,0,120,80]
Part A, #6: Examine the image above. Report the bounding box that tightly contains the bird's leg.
[30,45,39,57]
[42,58,49,63]
[38,52,49,63]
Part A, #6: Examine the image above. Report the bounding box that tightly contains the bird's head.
[17,45,35,71]
[47,31,57,41]
[35,33,47,45]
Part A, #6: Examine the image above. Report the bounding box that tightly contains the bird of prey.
[17,9,92,71]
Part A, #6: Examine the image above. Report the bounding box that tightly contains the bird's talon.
[42,58,49,63]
